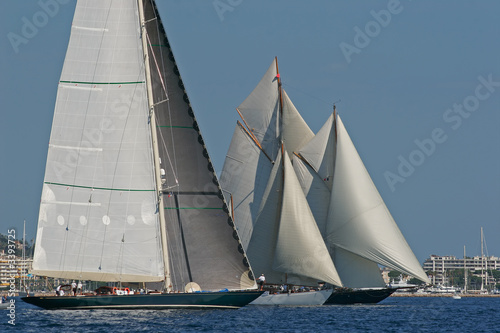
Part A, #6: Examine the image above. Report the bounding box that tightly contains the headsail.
[298,113,336,190]
[326,115,430,284]
[296,114,386,287]
[281,89,314,157]
[275,150,342,286]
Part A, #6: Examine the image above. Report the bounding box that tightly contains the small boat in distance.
[22,0,261,310]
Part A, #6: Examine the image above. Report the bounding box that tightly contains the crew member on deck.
[71,281,77,296]
[258,274,266,291]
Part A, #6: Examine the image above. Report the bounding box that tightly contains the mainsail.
[141,0,254,292]
[32,0,255,292]
[222,58,430,289]
[33,0,162,282]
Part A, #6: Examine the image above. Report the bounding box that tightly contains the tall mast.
[275,57,284,146]
[480,227,484,292]
[275,57,283,117]
[333,104,338,139]
[137,0,171,291]
[22,220,26,292]
[463,245,467,293]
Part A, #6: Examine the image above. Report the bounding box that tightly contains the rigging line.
[143,18,179,187]
[146,32,168,99]
[155,113,179,185]
[146,7,182,289]
[174,193,193,284]
[161,54,180,199]
[237,120,273,163]
[293,152,316,172]
[281,81,334,107]
[236,109,274,163]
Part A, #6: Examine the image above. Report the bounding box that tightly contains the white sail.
[220,122,274,251]
[298,113,336,190]
[245,151,285,284]
[32,0,164,282]
[274,151,342,287]
[136,0,257,291]
[292,155,331,237]
[331,247,386,288]
[326,115,430,283]
[281,89,314,156]
[294,122,386,288]
[32,0,257,291]
[237,60,280,160]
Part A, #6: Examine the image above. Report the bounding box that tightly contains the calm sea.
[2,296,499,332]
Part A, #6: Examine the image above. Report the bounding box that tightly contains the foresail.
[245,151,284,284]
[298,113,336,190]
[142,0,255,291]
[32,0,164,282]
[294,116,385,287]
[274,151,342,287]
[281,89,314,156]
[326,115,430,283]
[330,247,386,288]
[292,154,330,237]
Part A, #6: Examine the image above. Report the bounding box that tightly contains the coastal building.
[423,255,499,286]
[0,255,32,289]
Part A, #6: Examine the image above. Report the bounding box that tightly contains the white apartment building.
[423,255,499,286]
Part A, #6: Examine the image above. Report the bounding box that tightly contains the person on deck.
[77,281,83,295]
[258,274,266,291]
[71,281,77,296]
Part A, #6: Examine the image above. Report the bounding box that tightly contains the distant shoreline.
[391,293,500,298]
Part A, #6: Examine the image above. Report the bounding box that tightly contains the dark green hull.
[22,291,262,310]
[324,288,396,305]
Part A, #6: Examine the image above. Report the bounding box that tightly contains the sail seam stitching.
[164,207,221,210]
[44,182,155,192]
[59,80,145,85]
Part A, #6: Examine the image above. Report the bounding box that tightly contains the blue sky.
[0,0,498,264]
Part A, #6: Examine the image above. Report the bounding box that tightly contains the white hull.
[250,289,332,305]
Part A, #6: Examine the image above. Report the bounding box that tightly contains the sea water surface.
[2,296,499,332]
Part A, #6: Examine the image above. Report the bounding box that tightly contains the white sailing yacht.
[220,58,430,305]
[22,0,261,310]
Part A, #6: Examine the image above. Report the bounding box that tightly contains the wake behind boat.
[22,0,261,310]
